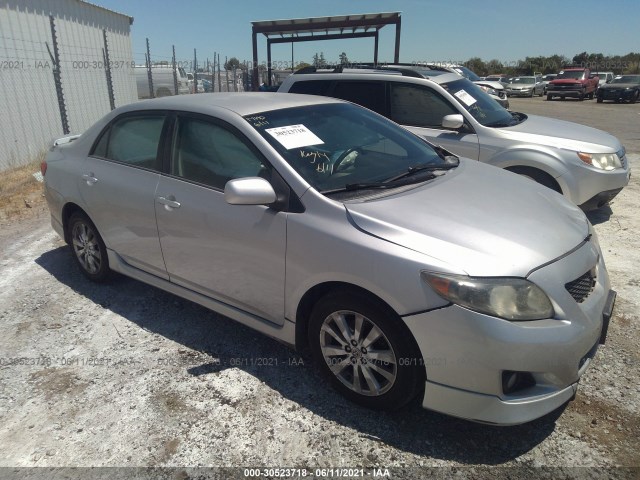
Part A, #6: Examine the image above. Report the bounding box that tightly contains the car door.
[155,113,287,324]
[80,112,168,279]
[388,83,480,160]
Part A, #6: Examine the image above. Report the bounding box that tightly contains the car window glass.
[172,117,266,190]
[390,84,458,128]
[97,115,165,170]
[332,81,386,115]
[288,80,333,96]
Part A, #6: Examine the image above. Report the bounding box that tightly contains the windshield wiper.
[342,174,437,192]
[385,160,459,183]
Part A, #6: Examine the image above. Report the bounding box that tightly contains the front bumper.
[403,239,612,425]
[507,89,533,97]
[597,89,637,102]
[559,156,630,207]
[579,187,624,211]
[547,88,585,98]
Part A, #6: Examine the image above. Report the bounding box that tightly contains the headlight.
[577,152,622,170]
[421,272,554,321]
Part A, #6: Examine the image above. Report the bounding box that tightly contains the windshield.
[512,77,535,84]
[542,75,556,81]
[440,78,515,127]
[556,70,584,80]
[245,103,451,194]
[611,75,640,84]
[451,66,481,81]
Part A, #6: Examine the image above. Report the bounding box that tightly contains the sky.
[96,0,639,68]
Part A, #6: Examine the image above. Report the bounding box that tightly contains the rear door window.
[332,81,387,115]
[390,84,458,128]
[91,114,166,170]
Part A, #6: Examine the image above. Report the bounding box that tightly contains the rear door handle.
[82,173,98,185]
[157,196,181,209]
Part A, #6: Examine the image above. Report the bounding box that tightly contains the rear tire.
[308,291,423,410]
[597,97,603,103]
[546,94,553,101]
[632,91,639,104]
[68,212,111,282]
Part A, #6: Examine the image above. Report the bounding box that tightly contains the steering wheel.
[333,147,361,174]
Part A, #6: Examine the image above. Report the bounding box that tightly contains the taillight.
[40,161,47,176]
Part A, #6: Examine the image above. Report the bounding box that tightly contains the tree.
[312,52,327,68]
[339,52,349,65]
[224,57,243,71]
[295,61,311,70]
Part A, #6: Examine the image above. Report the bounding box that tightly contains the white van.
[135,65,190,99]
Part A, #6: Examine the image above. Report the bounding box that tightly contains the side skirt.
[107,249,296,348]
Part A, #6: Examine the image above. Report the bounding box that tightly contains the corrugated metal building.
[0,0,137,170]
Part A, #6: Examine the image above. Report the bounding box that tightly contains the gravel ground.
[0,99,639,479]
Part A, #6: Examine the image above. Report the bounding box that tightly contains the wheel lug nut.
[345,346,351,353]
[351,340,357,346]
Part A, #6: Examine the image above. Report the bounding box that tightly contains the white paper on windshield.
[265,124,324,150]
[454,89,477,107]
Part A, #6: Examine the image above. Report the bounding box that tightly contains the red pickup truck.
[546,68,599,101]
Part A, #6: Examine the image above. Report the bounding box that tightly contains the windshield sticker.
[454,89,477,107]
[265,124,324,150]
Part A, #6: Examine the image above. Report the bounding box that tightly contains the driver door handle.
[157,196,181,209]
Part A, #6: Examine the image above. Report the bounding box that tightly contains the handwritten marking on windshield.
[300,150,330,164]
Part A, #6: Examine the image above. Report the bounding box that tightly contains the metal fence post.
[146,38,154,98]
[193,48,198,94]
[217,53,222,92]
[172,45,178,95]
[47,15,69,134]
[102,29,115,110]
[225,56,229,92]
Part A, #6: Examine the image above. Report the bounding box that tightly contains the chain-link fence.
[0,2,260,171]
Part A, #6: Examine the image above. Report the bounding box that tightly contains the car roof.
[116,92,343,117]
[286,71,462,86]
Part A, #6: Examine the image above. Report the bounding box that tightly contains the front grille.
[565,270,596,303]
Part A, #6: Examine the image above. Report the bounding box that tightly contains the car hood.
[344,160,588,277]
[497,114,622,153]
[600,83,639,89]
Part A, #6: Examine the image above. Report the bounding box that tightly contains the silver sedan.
[43,93,614,425]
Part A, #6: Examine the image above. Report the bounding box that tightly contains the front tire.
[308,291,423,410]
[68,212,111,282]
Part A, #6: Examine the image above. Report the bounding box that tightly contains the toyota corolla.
[42,93,615,425]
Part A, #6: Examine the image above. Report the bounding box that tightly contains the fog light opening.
[502,371,536,395]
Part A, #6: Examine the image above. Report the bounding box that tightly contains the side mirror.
[224,177,277,205]
[442,114,465,130]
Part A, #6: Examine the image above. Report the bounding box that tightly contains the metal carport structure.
[251,12,402,89]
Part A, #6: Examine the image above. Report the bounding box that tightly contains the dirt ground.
[0,98,638,479]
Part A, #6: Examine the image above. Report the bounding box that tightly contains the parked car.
[546,68,599,101]
[596,74,640,103]
[505,76,545,97]
[134,65,189,99]
[485,75,512,87]
[593,71,614,87]
[187,72,205,93]
[42,93,615,425]
[422,63,510,108]
[541,74,557,94]
[279,71,630,210]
